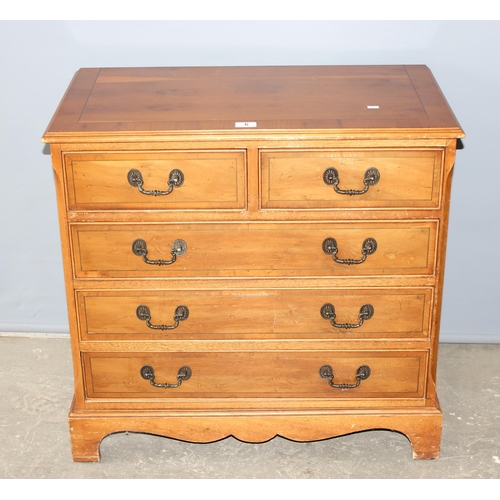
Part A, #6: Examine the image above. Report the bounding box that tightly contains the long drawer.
[77,288,433,341]
[82,350,427,400]
[71,221,437,278]
[63,150,247,211]
[260,149,443,209]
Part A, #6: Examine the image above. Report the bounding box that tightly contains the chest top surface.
[42,65,464,142]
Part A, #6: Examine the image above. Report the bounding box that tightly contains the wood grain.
[65,150,246,211]
[42,66,464,139]
[43,65,464,461]
[71,221,437,278]
[68,399,442,461]
[82,350,426,399]
[78,287,432,341]
[261,149,443,209]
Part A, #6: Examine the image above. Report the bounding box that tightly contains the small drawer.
[78,288,433,341]
[260,149,443,210]
[71,221,437,278]
[63,150,246,211]
[82,350,427,400]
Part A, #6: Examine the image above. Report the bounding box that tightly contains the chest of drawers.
[42,65,464,461]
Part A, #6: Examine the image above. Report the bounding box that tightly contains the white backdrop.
[0,20,498,342]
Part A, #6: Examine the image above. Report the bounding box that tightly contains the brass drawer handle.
[127,168,184,196]
[320,303,374,329]
[323,167,380,196]
[319,364,371,389]
[140,365,192,389]
[132,238,187,266]
[322,237,377,265]
[136,304,189,330]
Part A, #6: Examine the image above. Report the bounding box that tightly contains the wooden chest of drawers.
[42,65,464,461]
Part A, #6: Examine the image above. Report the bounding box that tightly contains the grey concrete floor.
[1,336,499,479]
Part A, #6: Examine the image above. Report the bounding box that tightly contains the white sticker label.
[367,105,380,109]
[235,121,257,128]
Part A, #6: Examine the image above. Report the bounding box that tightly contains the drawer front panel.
[83,350,427,399]
[78,288,433,341]
[71,221,437,278]
[64,151,246,210]
[261,149,443,209]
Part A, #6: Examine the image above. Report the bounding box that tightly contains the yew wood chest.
[42,65,464,461]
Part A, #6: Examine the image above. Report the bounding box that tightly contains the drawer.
[63,150,246,211]
[82,350,427,400]
[78,288,433,341]
[71,221,437,278]
[260,149,443,209]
